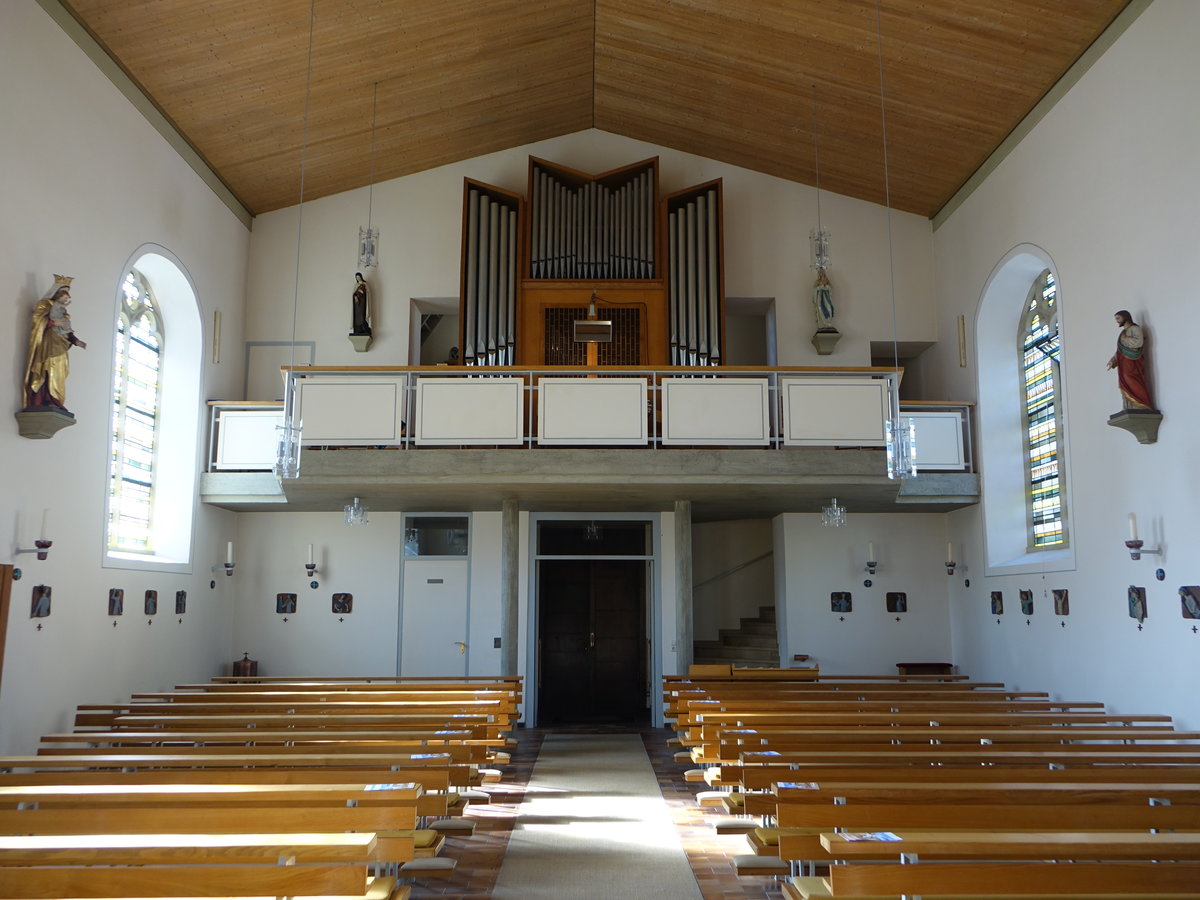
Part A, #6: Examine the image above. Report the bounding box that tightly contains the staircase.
[692,605,779,667]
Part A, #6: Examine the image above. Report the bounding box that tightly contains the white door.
[400,559,469,675]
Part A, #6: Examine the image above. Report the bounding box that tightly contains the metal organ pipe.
[464,189,479,363]
[696,194,710,362]
[668,209,679,364]
[475,191,491,363]
[505,208,517,363]
[487,199,501,364]
[706,191,720,363]
[525,164,661,282]
[496,205,508,365]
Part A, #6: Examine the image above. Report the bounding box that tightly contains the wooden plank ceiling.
[60,0,1130,218]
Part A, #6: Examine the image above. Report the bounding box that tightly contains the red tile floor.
[407,726,782,899]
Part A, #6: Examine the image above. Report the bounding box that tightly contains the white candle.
[1128,513,1138,541]
[307,543,314,565]
[226,541,234,565]
[40,509,49,540]
[867,542,875,562]
[946,542,954,562]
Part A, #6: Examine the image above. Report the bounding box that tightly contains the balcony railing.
[207,366,972,474]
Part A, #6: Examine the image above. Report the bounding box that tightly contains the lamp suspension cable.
[275,0,317,480]
[875,0,915,479]
[810,85,829,271]
[359,80,380,268]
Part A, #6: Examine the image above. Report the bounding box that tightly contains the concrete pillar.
[674,499,693,672]
[500,499,519,675]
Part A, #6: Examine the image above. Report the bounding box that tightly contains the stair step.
[758,606,776,622]
[736,621,777,635]
[693,644,779,662]
[693,657,781,668]
[719,630,777,648]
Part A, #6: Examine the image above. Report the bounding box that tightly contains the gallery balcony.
[198,366,978,520]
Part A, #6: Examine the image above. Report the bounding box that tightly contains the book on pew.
[777,781,820,790]
[838,832,902,842]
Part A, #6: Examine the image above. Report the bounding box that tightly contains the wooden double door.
[537,558,648,726]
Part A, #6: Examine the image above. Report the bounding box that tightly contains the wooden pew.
[37,741,486,764]
[103,713,509,740]
[0,750,482,803]
[818,860,1200,898]
[767,798,1200,851]
[74,700,513,730]
[777,800,1200,835]
[127,690,519,711]
[740,746,1200,766]
[40,725,501,748]
[0,765,461,818]
[0,833,384,899]
[0,782,428,861]
[771,780,1200,806]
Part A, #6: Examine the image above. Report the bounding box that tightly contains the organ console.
[459,157,725,367]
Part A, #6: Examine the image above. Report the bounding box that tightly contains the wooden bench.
[102,713,510,741]
[0,832,388,899]
[37,740,487,764]
[817,829,1200,861]
[772,801,1200,861]
[783,862,1200,898]
[74,700,514,730]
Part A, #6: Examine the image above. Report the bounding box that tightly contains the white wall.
[244,132,935,379]
[932,0,1200,728]
[0,1,250,753]
[775,513,954,673]
[230,512,401,675]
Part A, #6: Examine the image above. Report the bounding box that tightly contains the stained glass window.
[1020,270,1065,548]
[108,269,162,553]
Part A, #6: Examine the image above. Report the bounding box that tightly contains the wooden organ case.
[459,157,725,367]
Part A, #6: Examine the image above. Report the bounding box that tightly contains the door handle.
[454,641,466,655]
[588,632,595,649]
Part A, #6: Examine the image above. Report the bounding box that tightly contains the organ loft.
[459,157,724,368]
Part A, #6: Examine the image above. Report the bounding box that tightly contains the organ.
[459,157,724,367]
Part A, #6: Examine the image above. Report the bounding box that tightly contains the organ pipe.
[666,182,723,366]
[462,182,520,366]
[464,160,721,368]
[527,162,657,279]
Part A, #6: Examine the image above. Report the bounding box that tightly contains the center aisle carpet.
[489,733,704,899]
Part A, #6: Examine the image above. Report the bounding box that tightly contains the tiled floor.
[407,726,782,899]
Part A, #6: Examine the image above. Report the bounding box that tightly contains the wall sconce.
[945,542,957,576]
[344,497,369,527]
[865,541,878,575]
[1125,513,1161,560]
[17,510,52,560]
[306,543,318,578]
[224,541,235,576]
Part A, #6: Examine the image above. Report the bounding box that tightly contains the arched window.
[108,269,163,553]
[1019,270,1066,549]
[104,248,202,572]
[976,245,1074,575]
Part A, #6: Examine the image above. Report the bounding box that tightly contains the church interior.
[2,1,1198,897]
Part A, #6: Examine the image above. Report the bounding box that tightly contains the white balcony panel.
[415,377,524,446]
[298,376,405,445]
[780,376,888,446]
[537,377,648,446]
[907,411,966,470]
[661,378,770,446]
[214,409,284,470]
